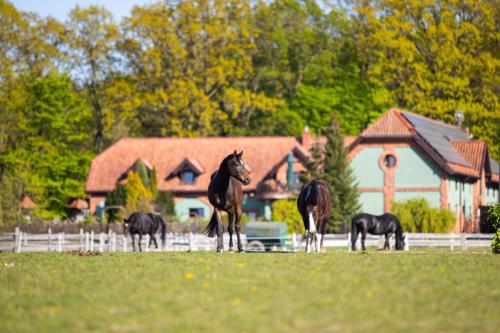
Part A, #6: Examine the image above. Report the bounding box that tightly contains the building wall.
[175,198,211,221]
[447,178,475,232]
[485,185,499,205]
[350,147,385,187]
[358,192,384,215]
[394,148,441,187]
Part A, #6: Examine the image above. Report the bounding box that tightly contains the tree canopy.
[0,0,497,223]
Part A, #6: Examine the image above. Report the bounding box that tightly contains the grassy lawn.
[0,250,499,333]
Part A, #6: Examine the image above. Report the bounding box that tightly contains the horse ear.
[238,150,243,157]
[233,150,238,157]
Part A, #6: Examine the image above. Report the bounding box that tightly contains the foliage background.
[0,0,498,223]
[392,198,456,233]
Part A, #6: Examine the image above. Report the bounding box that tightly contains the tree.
[105,185,126,222]
[1,72,93,218]
[124,171,153,214]
[307,114,360,232]
[66,5,120,151]
[354,0,500,157]
[271,199,304,234]
[155,191,175,217]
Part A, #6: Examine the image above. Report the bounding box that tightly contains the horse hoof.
[216,249,224,253]
[238,249,245,253]
[228,249,234,253]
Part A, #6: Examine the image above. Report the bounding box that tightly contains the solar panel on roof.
[490,158,500,174]
[401,112,471,167]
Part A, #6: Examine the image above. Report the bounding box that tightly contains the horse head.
[226,150,251,185]
[123,218,130,236]
[396,233,406,250]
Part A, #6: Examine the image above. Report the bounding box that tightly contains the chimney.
[301,126,312,150]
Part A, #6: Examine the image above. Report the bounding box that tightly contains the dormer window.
[167,158,204,185]
[182,170,195,184]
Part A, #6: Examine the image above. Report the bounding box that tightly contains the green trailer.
[245,222,288,251]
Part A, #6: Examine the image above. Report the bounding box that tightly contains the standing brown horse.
[297,179,332,253]
[206,151,251,252]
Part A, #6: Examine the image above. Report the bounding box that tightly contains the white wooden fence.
[0,228,494,253]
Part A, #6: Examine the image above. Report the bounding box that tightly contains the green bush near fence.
[392,198,455,233]
[271,199,304,234]
[489,204,500,254]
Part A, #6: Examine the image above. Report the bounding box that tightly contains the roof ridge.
[400,109,460,130]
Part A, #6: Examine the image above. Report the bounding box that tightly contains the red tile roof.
[20,196,37,209]
[69,199,89,209]
[450,141,487,176]
[360,108,414,137]
[86,137,305,193]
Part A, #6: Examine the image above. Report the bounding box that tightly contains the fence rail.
[0,228,494,253]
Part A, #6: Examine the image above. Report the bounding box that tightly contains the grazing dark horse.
[206,150,251,253]
[297,180,332,253]
[124,212,166,252]
[351,213,405,251]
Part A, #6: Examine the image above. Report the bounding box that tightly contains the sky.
[11,0,155,21]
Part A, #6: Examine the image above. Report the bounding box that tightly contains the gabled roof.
[354,108,499,179]
[69,199,89,209]
[86,137,305,193]
[170,158,205,177]
[360,108,414,137]
[450,141,487,176]
[20,196,37,209]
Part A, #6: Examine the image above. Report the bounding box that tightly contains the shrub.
[489,204,500,254]
[105,185,126,222]
[392,198,455,233]
[125,171,153,214]
[271,200,304,234]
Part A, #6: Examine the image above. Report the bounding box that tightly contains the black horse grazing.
[124,212,166,252]
[297,180,332,253]
[206,150,251,253]
[351,213,405,251]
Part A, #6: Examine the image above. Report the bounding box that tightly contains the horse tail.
[305,180,319,206]
[205,210,218,238]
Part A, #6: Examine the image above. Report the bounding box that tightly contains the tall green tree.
[1,72,93,218]
[354,0,500,156]
[307,115,360,232]
[66,5,120,151]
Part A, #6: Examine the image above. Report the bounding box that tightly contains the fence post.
[23,232,28,246]
[14,227,19,253]
[90,231,94,251]
[145,234,150,252]
[57,233,62,252]
[112,232,117,252]
[79,229,83,251]
[450,233,455,251]
[99,232,105,252]
[107,229,112,252]
[84,232,89,251]
[461,233,466,251]
[291,233,297,252]
[404,232,409,251]
[123,235,127,252]
[48,228,52,252]
[16,230,22,253]
[347,232,351,251]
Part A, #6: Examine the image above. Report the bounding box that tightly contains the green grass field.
[1,250,499,333]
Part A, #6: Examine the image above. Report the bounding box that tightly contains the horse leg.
[215,209,224,252]
[235,209,244,252]
[384,233,390,250]
[361,231,367,252]
[351,231,357,251]
[228,211,234,252]
[138,234,143,252]
[131,234,136,252]
[387,232,393,250]
[151,233,158,249]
